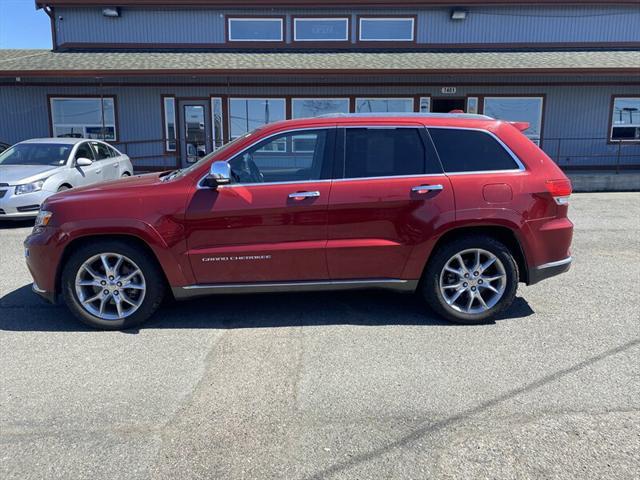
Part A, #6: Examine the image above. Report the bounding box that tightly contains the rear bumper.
[528,256,572,285]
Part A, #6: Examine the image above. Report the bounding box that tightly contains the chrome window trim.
[333,173,445,183]
[293,17,350,42]
[427,126,526,174]
[197,126,336,190]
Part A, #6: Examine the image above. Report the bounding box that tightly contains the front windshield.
[0,143,72,167]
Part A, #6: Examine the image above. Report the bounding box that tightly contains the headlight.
[34,210,53,229]
[15,180,45,195]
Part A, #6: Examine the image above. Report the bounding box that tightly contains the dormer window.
[293,18,350,42]
[227,17,284,42]
[358,17,415,42]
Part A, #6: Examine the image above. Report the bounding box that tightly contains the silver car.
[0,138,133,219]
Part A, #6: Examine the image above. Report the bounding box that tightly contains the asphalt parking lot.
[0,192,638,480]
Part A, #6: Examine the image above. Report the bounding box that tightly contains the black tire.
[61,239,166,330]
[421,235,519,325]
[57,185,71,192]
[121,172,131,177]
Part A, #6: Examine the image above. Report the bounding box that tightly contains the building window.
[292,98,350,118]
[50,97,117,141]
[466,97,479,114]
[229,98,286,151]
[419,97,431,113]
[227,18,283,42]
[483,96,544,144]
[294,18,349,42]
[359,18,415,42]
[355,98,415,114]
[611,97,640,141]
[211,97,224,150]
[163,96,176,152]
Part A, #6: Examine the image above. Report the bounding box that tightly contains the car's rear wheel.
[61,240,165,330]
[421,235,518,324]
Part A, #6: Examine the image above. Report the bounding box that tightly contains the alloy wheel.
[439,248,507,315]
[75,252,146,321]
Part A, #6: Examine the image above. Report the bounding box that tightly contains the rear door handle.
[95,169,102,174]
[288,191,320,199]
[412,184,444,194]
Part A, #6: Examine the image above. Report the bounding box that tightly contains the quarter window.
[50,97,117,141]
[227,18,283,42]
[294,18,349,42]
[355,98,414,114]
[344,128,434,179]
[428,128,520,173]
[359,18,415,42]
[483,97,544,144]
[229,129,331,184]
[611,97,640,141]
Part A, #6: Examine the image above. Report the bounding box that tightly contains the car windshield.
[0,143,72,166]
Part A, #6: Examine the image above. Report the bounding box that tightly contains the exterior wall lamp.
[450,10,468,21]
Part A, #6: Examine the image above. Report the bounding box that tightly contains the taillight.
[546,179,572,205]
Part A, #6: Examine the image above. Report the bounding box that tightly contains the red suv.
[25,114,573,330]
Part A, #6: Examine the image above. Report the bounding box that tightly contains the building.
[0,0,639,173]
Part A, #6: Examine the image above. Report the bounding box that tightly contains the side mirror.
[76,157,93,167]
[201,161,231,189]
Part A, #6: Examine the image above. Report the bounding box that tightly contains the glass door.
[179,100,212,167]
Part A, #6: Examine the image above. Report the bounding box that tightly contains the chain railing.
[542,137,640,172]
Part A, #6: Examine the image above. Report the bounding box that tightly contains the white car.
[0,138,133,219]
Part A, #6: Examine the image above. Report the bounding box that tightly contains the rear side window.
[344,128,436,179]
[428,128,520,173]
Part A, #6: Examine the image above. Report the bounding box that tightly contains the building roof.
[0,49,638,77]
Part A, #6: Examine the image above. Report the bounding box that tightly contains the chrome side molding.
[172,278,418,300]
[537,256,572,270]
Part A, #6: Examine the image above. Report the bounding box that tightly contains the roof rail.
[318,112,494,120]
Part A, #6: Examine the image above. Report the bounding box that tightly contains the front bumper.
[32,282,56,304]
[528,256,572,285]
[0,188,52,218]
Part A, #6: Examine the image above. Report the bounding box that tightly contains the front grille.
[17,205,40,213]
[0,190,6,199]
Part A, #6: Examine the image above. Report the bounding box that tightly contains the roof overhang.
[2,50,640,78]
[34,1,640,8]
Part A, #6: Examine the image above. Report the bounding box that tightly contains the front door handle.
[288,191,320,199]
[412,184,444,194]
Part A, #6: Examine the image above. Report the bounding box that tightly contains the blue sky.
[0,0,52,49]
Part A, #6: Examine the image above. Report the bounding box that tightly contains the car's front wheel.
[61,240,165,330]
[421,235,518,324]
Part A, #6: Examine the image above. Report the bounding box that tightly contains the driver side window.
[75,142,95,162]
[228,129,332,184]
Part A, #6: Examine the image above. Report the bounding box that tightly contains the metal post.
[555,138,562,166]
[616,141,621,174]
